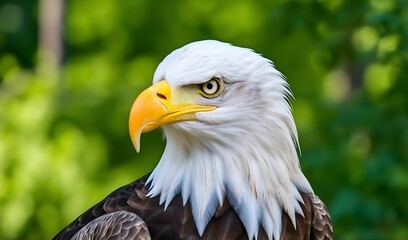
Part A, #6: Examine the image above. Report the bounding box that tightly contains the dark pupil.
[207,82,213,90]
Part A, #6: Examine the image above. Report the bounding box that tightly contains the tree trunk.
[38,0,64,72]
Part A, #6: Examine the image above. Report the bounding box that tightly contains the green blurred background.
[0,0,407,239]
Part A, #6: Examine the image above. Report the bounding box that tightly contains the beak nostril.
[157,93,167,100]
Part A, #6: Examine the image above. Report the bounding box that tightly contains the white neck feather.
[146,116,313,239]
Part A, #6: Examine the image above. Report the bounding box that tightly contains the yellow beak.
[129,81,216,152]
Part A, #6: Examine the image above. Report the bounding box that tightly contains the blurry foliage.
[0,0,407,239]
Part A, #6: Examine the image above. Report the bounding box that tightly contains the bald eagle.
[53,40,333,240]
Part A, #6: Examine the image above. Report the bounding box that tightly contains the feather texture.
[71,211,150,240]
[53,174,333,240]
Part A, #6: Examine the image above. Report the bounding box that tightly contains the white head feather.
[146,40,313,239]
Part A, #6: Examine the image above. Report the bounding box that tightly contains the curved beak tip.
[129,125,142,153]
[134,141,141,153]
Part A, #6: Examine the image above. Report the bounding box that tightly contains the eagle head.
[128,40,313,239]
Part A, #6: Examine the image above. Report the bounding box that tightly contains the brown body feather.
[53,174,332,240]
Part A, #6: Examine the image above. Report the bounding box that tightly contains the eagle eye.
[198,78,222,98]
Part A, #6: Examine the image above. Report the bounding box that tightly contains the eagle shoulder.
[71,211,150,240]
[309,194,333,240]
[52,175,151,240]
[279,192,333,240]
